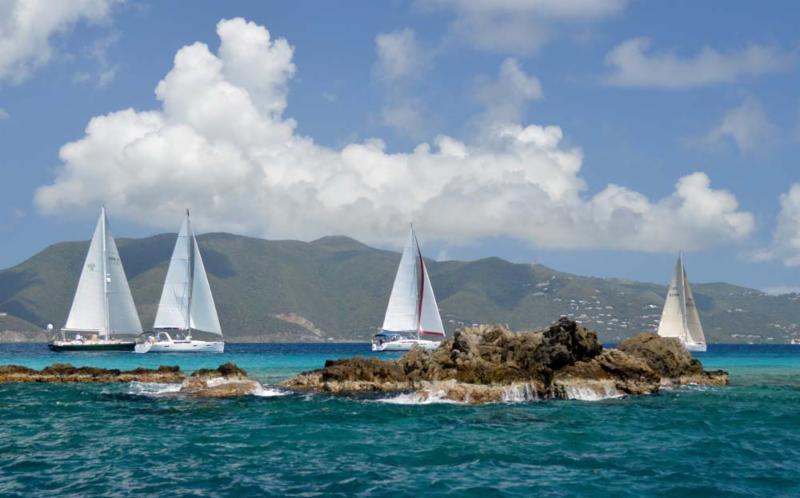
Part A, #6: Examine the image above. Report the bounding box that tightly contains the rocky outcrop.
[178,363,262,397]
[0,362,267,398]
[0,364,184,383]
[283,317,728,403]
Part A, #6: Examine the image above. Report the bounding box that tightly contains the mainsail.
[381,227,445,337]
[64,208,143,337]
[657,255,706,348]
[153,211,222,336]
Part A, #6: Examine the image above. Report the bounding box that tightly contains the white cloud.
[0,108,9,120]
[419,0,627,55]
[475,58,542,125]
[35,17,754,253]
[604,37,796,88]
[0,0,119,83]
[373,29,432,139]
[754,185,800,267]
[374,29,429,82]
[704,98,776,154]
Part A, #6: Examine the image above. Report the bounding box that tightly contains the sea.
[1,343,799,497]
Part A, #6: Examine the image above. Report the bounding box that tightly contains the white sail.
[381,227,445,337]
[657,258,685,339]
[64,208,142,337]
[153,217,192,330]
[418,258,445,336]
[153,211,222,336]
[189,236,222,335]
[103,218,143,335]
[64,211,107,334]
[683,267,706,346]
[381,230,420,332]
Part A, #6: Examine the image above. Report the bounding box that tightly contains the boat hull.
[372,339,440,352]
[135,340,224,353]
[48,341,136,352]
[685,342,707,353]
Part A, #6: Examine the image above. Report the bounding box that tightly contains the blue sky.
[1,0,800,290]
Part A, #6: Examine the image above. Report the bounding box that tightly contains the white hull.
[372,339,440,352]
[684,342,707,353]
[135,339,224,353]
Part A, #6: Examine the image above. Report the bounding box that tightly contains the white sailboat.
[49,207,142,351]
[135,210,223,353]
[372,226,446,352]
[657,255,707,352]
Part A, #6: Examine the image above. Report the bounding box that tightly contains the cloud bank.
[36,17,754,252]
[0,0,118,83]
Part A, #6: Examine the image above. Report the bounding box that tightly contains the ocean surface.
[1,343,799,497]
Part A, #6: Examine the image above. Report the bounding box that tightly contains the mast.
[186,209,194,333]
[101,207,110,339]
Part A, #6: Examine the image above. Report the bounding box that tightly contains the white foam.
[562,385,624,401]
[378,390,464,405]
[128,382,183,396]
[252,385,289,397]
[501,384,539,402]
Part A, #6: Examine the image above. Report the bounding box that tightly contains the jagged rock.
[282,318,728,403]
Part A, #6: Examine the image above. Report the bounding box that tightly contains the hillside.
[1,233,799,343]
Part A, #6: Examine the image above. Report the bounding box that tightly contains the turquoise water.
[1,344,799,497]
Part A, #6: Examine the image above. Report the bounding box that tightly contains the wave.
[253,385,289,397]
[128,382,183,396]
[377,391,465,405]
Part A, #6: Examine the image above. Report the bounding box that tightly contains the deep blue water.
[1,343,799,497]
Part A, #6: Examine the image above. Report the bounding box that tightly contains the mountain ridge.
[1,232,798,343]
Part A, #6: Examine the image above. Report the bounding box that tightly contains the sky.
[1,0,800,291]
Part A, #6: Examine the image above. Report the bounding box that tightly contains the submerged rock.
[282,318,729,403]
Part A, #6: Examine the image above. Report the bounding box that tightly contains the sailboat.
[656,255,707,352]
[49,207,142,351]
[372,226,446,352]
[135,210,223,353]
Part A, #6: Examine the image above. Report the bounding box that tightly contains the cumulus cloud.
[419,0,628,55]
[704,98,777,154]
[604,37,796,88]
[475,58,542,124]
[754,185,800,266]
[0,0,119,83]
[36,17,754,253]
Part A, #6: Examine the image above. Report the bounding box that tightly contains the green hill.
[2,233,799,343]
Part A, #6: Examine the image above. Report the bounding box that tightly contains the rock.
[618,333,702,378]
[179,362,261,398]
[0,363,184,384]
[282,318,728,403]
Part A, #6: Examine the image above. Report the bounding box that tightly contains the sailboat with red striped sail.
[372,226,446,352]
